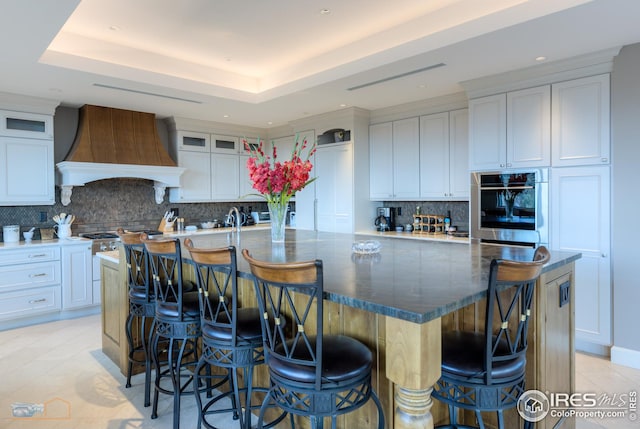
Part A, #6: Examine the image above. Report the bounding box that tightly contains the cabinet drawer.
[0,286,61,320]
[0,246,60,266]
[0,261,61,291]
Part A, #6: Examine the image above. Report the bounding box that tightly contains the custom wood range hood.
[56,105,185,206]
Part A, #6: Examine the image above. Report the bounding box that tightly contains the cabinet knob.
[601,158,608,163]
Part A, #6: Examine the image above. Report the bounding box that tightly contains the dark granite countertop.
[181,229,581,324]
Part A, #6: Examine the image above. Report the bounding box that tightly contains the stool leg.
[151,330,161,420]
[193,356,207,429]
[125,312,135,388]
[141,316,152,407]
[370,389,385,429]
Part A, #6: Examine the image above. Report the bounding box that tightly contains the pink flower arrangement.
[243,134,316,205]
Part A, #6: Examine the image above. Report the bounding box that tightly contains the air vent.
[93,83,203,104]
[347,63,446,91]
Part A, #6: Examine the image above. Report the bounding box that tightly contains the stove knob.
[99,242,107,251]
[109,242,118,251]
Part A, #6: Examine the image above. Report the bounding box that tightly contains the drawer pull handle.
[29,273,48,278]
[28,253,48,258]
[28,298,47,304]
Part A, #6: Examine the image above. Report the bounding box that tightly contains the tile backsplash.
[379,201,469,230]
[0,178,269,241]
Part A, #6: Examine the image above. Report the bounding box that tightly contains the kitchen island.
[103,228,580,429]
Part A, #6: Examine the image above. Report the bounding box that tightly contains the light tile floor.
[0,314,638,428]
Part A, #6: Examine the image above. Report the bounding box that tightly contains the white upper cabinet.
[0,136,55,205]
[170,130,246,202]
[369,122,394,199]
[468,93,507,171]
[211,134,240,153]
[392,118,420,199]
[419,109,469,200]
[1,110,53,139]
[370,118,419,200]
[0,109,55,206]
[552,74,610,166]
[211,152,239,201]
[449,109,470,199]
[469,85,550,170]
[507,85,551,168]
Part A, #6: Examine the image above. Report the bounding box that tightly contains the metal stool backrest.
[242,249,324,390]
[184,239,237,344]
[117,229,152,302]
[142,236,189,322]
[484,246,550,385]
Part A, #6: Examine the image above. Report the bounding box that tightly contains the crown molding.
[461,47,621,99]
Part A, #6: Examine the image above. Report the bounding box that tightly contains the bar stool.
[142,236,205,429]
[432,246,550,429]
[185,240,284,429]
[116,228,154,407]
[242,248,385,429]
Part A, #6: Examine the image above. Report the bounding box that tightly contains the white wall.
[611,43,640,366]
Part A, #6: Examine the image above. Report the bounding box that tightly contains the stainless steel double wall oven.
[470,168,549,247]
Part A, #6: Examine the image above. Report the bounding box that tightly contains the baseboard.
[611,346,640,370]
[575,338,611,357]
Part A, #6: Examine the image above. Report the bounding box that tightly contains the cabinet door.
[291,130,316,230]
[62,243,93,309]
[420,112,449,199]
[507,85,550,168]
[551,166,611,346]
[239,155,262,201]
[469,93,507,171]
[169,150,211,202]
[315,143,353,233]
[211,153,240,200]
[176,131,210,152]
[449,108,469,200]
[1,110,53,139]
[552,74,610,166]
[392,117,420,199]
[369,122,394,199]
[0,137,54,205]
[211,134,239,153]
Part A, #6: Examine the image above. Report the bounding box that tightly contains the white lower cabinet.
[551,166,611,347]
[0,246,62,321]
[61,242,93,310]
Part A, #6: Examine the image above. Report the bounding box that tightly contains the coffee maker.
[374,207,396,231]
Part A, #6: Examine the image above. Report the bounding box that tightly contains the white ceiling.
[2,0,640,128]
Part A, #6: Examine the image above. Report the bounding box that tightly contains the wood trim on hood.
[65,104,176,166]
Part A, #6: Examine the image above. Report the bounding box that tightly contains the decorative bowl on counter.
[352,240,381,255]
[201,221,217,229]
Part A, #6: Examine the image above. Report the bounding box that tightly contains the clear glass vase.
[268,201,287,243]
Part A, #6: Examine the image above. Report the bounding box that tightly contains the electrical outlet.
[170,207,179,217]
[39,211,47,222]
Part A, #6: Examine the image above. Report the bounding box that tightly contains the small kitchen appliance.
[374,207,396,232]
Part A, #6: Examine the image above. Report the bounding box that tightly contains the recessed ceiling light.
[109,25,121,31]
[320,8,331,15]
[223,114,229,118]
[418,84,427,89]
[339,103,347,107]
[535,56,547,62]
[267,121,273,125]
